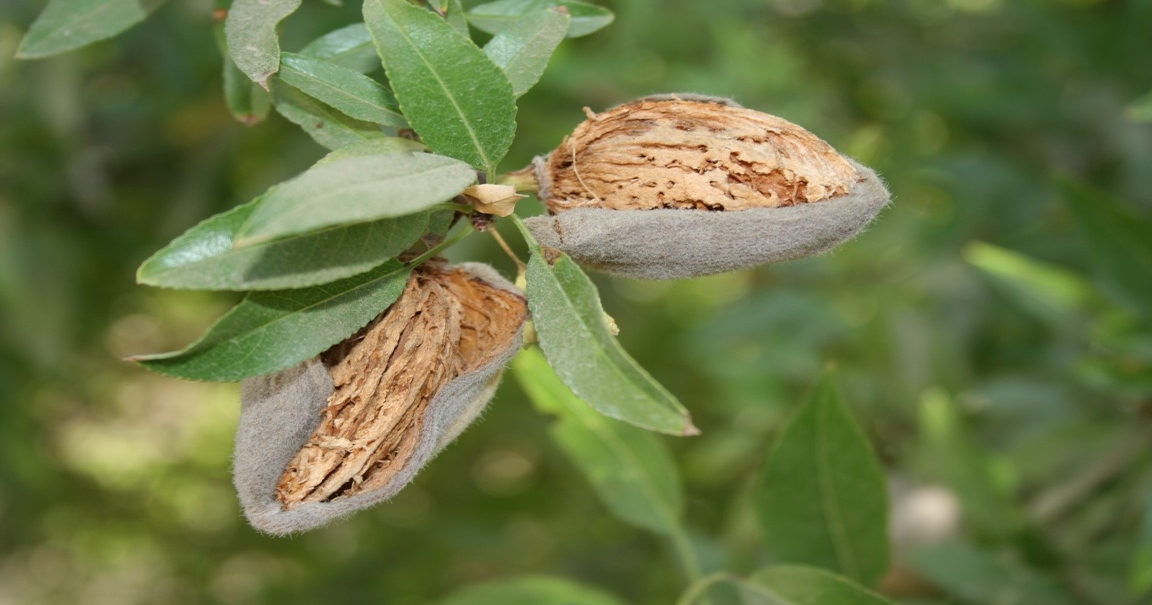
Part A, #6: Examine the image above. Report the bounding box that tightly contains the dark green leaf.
[16,0,165,59]
[278,53,405,127]
[513,348,683,534]
[515,221,695,435]
[484,7,570,97]
[224,0,302,88]
[742,566,896,605]
[754,375,890,586]
[131,261,411,382]
[364,0,517,173]
[235,151,475,245]
[468,0,613,38]
[136,196,427,291]
[909,542,1075,605]
[300,24,380,74]
[270,78,392,150]
[1060,178,1152,320]
[438,574,628,605]
[215,24,271,126]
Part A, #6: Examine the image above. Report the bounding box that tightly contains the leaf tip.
[681,421,701,437]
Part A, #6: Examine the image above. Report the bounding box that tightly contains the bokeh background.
[2,0,1151,603]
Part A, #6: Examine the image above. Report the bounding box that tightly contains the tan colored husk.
[275,264,528,509]
[234,262,527,535]
[538,97,861,213]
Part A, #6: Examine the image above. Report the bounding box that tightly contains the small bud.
[525,95,890,279]
[462,184,525,217]
[233,262,528,535]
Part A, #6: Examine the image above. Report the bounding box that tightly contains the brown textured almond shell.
[233,263,527,535]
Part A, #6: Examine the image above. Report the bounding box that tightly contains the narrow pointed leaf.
[364,0,517,172]
[278,53,405,127]
[1060,179,1152,319]
[224,0,302,88]
[484,7,570,97]
[16,0,165,58]
[236,152,475,245]
[270,79,389,150]
[439,575,629,605]
[739,566,896,605]
[132,260,411,382]
[136,196,428,291]
[514,348,683,534]
[754,376,890,586]
[514,222,695,435]
[468,0,613,38]
[300,23,380,73]
[216,25,271,125]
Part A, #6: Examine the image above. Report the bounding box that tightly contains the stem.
[669,525,704,585]
[489,225,527,275]
[406,222,474,267]
[674,572,735,605]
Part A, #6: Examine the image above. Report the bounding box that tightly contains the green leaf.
[963,241,1096,326]
[364,0,517,173]
[16,0,165,59]
[1126,90,1152,123]
[270,79,390,150]
[131,260,411,382]
[741,566,896,605]
[438,574,629,605]
[514,221,696,436]
[909,542,1075,605]
[429,0,470,37]
[278,53,406,127]
[136,196,427,291]
[513,348,684,534]
[300,23,380,74]
[917,387,1020,540]
[1131,489,1152,595]
[224,0,301,88]
[753,375,890,586]
[215,24,271,126]
[236,151,475,246]
[468,0,613,38]
[484,7,570,97]
[1060,178,1152,320]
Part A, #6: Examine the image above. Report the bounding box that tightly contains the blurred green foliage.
[1,0,1151,603]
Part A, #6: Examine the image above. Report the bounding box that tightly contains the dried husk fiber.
[525,95,891,280]
[234,262,527,535]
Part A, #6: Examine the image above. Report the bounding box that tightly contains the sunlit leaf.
[438,575,628,605]
[754,375,890,586]
[364,0,517,173]
[468,0,613,38]
[484,7,570,97]
[278,53,405,127]
[270,79,390,150]
[215,24,270,125]
[235,151,475,245]
[514,220,696,435]
[224,0,302,88]
[131,260,411,382]
[300,23,380,74]
[964,241,1096,326]
[136,195,428,291]
[16,0,165,59]
[514,348,684,534]
[1060,178,1152,321]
